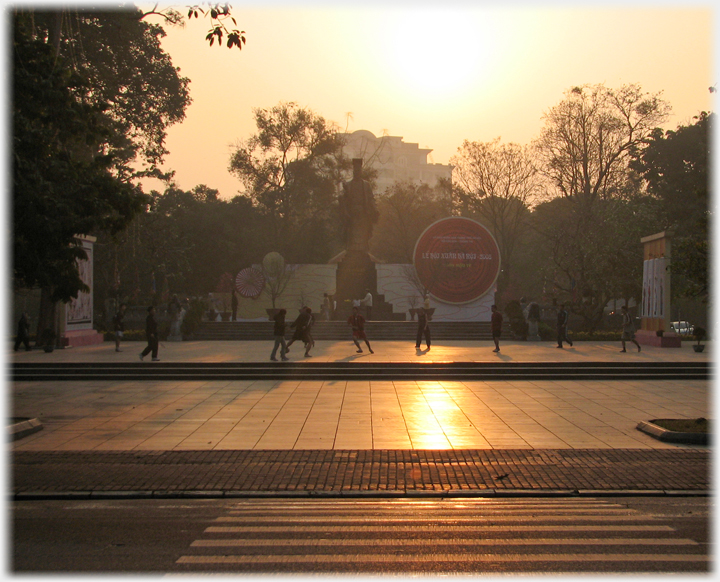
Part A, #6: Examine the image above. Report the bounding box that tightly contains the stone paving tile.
[9,340,711,491]
[25,373,708,452]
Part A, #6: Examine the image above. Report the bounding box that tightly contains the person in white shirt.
[361,289,373,320]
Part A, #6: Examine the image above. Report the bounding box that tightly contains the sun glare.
[384,10,496,100]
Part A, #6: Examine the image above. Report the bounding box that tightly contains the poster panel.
[654,257,665,318]
[641,260,649,318]
[66,239,94,329]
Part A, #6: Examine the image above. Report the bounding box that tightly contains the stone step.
[12,362,710,382]
[193,321,494,341]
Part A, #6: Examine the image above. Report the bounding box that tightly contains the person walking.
[139,305,160,361]
[303,307,315,356]
[415,307,431,350]
[287,307,314,357]
[491,304,503,352]
[286,308,308,350]
[112,303,126,352]
[14,312,31,352]
[620,305,641,352]
[348,306,374,353]
[270,308,289,361]
[556,303,573,348]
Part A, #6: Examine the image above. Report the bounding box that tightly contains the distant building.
[339,130,453,195]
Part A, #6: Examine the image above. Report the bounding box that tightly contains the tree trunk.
[47,11,64,59]
[35,286,57,347]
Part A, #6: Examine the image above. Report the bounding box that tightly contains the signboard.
[641,257,666,319]
[66,237,94,329]
[413,217,501,304]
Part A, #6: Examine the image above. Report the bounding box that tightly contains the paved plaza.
[10,340,710,452]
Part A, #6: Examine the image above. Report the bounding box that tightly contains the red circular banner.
[413,217,501,304]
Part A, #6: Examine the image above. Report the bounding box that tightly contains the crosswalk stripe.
[177,498,706,571]
[178,554,708,564]
[227,499,623,504]
[226,508,637,515]
[191,538,698,547]
[214,515,653,523]
[205,525,674,533]
[226,501,624,509]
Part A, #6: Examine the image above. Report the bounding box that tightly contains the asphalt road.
[12,496,710,575]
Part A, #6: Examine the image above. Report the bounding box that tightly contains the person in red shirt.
[347,306,374,354]
[491,304,503,353]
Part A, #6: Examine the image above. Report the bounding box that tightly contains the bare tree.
[261,252,295,310]
[451,138,540,299]
[530,83,671,329]
[534,83,670,211]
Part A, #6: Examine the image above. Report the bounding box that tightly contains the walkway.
[9,340,711,496]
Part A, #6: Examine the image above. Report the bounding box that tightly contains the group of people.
[269,303,379,361]
[271,306,316,360]
[492,301,574,353]
[103,296,643,361]
[490,302,641,354]
[268,302,436,361]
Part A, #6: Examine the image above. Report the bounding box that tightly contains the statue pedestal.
[334,250,377,318]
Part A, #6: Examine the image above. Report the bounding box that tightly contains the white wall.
[232,264,338,320]
[376,264,495,322]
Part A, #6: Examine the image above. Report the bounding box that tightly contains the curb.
[8,418,43,442]
[11,489,710,501]
[636,420,710,445]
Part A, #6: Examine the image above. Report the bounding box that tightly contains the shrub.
[505,300,528,339]
[181,298,208,338]
[103,329,146,342]
[537,322,555,341]
[568,331,622,341]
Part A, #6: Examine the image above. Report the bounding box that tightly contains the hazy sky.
[136,4,713,198]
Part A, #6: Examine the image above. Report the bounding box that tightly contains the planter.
[40,329,56,352]
[637,418,710,445]
[635,329,682,348]
[8,417,43,441]
[693,344,705,353]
